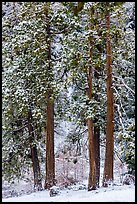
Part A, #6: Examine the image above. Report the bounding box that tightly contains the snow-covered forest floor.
[2,177,135,202]
[2,123,135,202]
[2,150,135,202]
[2,2,135,202]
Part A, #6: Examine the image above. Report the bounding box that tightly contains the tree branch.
[113,76,135,95]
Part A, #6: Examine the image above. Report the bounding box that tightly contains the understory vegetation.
[2,2,135,193]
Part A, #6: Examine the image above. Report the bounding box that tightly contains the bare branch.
[113,76,135,95]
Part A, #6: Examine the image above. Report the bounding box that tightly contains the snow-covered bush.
[123,174,135,185]
[49,186,60,197]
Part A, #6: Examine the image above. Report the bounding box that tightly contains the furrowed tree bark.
[87,37,96,191]
[93,10,101,188]
[28,107,42,191]
[44,2,55,189]
[103,8,114,187]
[45,93,55,189]
[94,125,100,188]
[94,65,101,188]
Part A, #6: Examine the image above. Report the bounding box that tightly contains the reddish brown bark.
[94,67,100,188]
[44,3,55,189]
[94,125,100,187]
[87,39,96,191]
[44,94,55,189]
[87,119,96,190]
[103,10,114,187]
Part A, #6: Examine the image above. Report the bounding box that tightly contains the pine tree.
[60,2,102,190]
[103,4,114,186]
[87,5,96,191]
[102,2,127,187]
[2,2,43,189]
[2,2,134,190]
[44,3,55,189]
[112,2,135,175]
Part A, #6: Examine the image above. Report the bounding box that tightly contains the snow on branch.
[113,76,135,95]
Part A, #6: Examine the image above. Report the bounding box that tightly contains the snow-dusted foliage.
[2,1,135,193]
[60,3,135,173]
[2,2,73,182]
[112,2,135,175]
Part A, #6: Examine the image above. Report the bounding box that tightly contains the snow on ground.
[2,146,135,202]
[2,126,135,202]
[2,183,135,202]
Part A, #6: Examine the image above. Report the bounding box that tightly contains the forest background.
[2,1,135,196]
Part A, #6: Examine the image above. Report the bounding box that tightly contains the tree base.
[88,186,97,191]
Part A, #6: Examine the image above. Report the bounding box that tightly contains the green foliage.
[2,2,135,182]
[2,2,70,182]
[118,122,135,175]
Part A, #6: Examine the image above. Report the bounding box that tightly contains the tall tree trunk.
[28,108,42,191]
[87,37,96,191]
[93,5,101,183]
[94,64,100,188]
[44,93,55,189]
[94,125,100,188]
[44,2,55,189]
[103,9,114,187]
